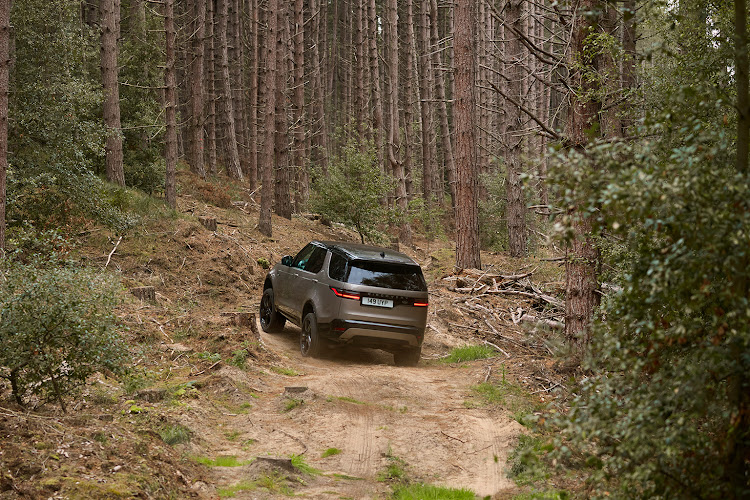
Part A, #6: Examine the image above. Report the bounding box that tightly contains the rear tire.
[259,288,286,333]
[394,346,421,367]
[300,312,322,358]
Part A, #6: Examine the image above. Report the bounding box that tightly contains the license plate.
[362,297,394,308]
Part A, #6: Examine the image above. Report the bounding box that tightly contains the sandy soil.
[190,321,524,499]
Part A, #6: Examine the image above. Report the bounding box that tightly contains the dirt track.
[196,320,523,499]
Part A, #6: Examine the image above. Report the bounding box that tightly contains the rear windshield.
[345,260,427,291]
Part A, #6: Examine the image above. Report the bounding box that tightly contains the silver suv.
[259,241,428,366]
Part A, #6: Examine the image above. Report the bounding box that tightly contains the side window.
[293,244,326,274]
[303,247,327,274]
[328,253,348,281]
[292,244,316,270]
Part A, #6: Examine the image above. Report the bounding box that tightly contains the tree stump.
[199,216,217,232]
[130,286,156,303]
[221,311,253,327]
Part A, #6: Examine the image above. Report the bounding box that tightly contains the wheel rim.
[300,317,311,355]
[260,293,272,327]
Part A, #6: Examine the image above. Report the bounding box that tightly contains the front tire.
[394,346,421,367]
[300,312,322,358]
[259,288,286,333]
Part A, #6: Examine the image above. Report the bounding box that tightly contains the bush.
[309,138,394,243]
[0,258,128,409]
[124,158,165,195]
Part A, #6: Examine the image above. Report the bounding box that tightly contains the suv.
[259,241,429,366]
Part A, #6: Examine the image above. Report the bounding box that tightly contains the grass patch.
[217,480,256,498]
[224,430,241,441]
[271,366,301,376]
[392,483,476,500]
[195,455,252,467]
[159,423,192,445]
[379,447,409,483]
[255,471,293,495]
[322,447,342,458]
[507,434,554,486]
[283,398,304,412]
[442,345,495,363]
[336,396,366,405]
[290,453,321,475]
[512,491,570,500]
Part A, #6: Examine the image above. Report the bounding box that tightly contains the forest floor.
[0,171,571,499]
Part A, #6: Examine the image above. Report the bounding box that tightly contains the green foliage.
[310,138,395,243]
[159,423,192,445]
[547,4,750,495]
[507,434,554,486]
[0,257,128,408]
[321,447,342,458]
[478,171,509,251]
[124,159,165,195]
[392,483,476,500]
[290,453,321,475]
[195,455,252,467]
[442,345,495,363]
[379,447,409,483]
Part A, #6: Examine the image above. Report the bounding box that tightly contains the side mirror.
[281,255,293,267]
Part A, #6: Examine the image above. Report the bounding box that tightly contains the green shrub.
[0,259,128,409]
[309,138,395,243]
[124,158,165,195]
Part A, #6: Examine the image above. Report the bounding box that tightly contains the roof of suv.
[318,241,419,266]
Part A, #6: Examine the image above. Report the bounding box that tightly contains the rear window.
[345,261,427,291]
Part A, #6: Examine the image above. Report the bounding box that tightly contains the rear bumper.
[322,319,424,349]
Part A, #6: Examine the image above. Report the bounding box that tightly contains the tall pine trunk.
[258,0,278,237]
[188,0,206,177]
[454,0,480,269]
[505,0,526,257]
[164,0,178,208]
[218,0,243,179]
[101,0,124,186]
[564,0,601,354]
[0,0,10,255]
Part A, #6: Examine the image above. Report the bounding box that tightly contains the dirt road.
[197,320,523,499]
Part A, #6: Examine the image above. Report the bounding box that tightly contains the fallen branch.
[104,236,123,269]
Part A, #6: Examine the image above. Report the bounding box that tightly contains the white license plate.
[362,297,394,308]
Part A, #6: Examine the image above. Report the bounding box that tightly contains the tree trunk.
[310,0,328,171]
[101,0,124,186]
[0,0,10,256]
[274,7,292,219]
[205,0,217,174]
[453,0,480,269]
[564,0,602,354]
[164,0,178,208]
[505,0,526,258]
[292,0,307,209]
[430,0,455,208]
[403,0,416,202]
[368,0,384,170]
[231,0,249,176]
[417,0,436,205]
[354,0,365,139]
[189,0,206,177]
[247,0,259,189]
[385,0,411,246]
[258,0,277,237]
[217,0,243,179]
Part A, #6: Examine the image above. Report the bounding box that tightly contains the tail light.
[330,287,361,300]
[413,301,428,307]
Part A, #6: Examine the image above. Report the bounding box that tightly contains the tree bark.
[430,0,455,208]
[417,0,436,205]
[274,7,292,220]
[385,0,411,246]
[258,0,278,237]
[368,0,384,170]
[164,0,178,208]
[505,0,526,258]
[230,0,249,176]
[101,0,124,186]
[564,0,602,354]
[217,0,243,179]
[453,0,480,269]
[205,0,218,174]
[0,0,10,256]
[292,0,307,210]
[247,0,259,189]
[310,0,328,171]
[188,0,206,177]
